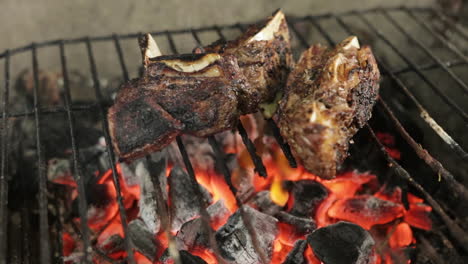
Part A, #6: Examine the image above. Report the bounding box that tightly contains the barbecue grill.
[1,6,467,264]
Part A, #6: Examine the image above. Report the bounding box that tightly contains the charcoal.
[307,221,375,264]
[288,180,328,217]
[282,240,308,264]
[98,234,124,254]
[216,205,278,264]
[276,211,316,234]
[176,218,213,250]
[179,250,208,264]
[47,158,71,182]
[169,166,212,231]
[161,250,208,264]
[128,219,158,261]
[134,152,169,233]
[251,191,282,215]
[206,199,230,224]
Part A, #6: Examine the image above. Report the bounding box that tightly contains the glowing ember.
[56,122,432,264]
[327,195,405,230]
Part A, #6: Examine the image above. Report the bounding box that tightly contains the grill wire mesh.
[1,6,468,264]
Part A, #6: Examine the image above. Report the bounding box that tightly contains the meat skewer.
[108,11,292,161]
[275,36,380,179]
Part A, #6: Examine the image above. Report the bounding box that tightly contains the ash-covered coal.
[251,190,282,215]
[251,190,316,234]
[131,153,169,234]
[216,205,278,264]
[176,218,212,251]
[286,180,328,217]
[161,250,208,264]
[169,166,213,231]
[282,239,308,264]
[327,195,405,230]
[307,221,375,264]
[128,219,159,261]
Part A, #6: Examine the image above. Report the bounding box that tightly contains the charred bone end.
[249,9,286,42]
[139,33,162,66]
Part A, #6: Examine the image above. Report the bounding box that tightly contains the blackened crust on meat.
[204,10,293,114]
[108,82,183,161]
[108,53,245,161]
[143,54,243,136]
[276,37,380,179]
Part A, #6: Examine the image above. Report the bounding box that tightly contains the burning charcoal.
[206,199,230,226]
[128,219,158,261]
[179,250,208,264]
[282,240,308,264]
[251,191,282,215]
[98,234,124,255]
[327,195,405,230]
[276,211,316,234]
[161,250,208,264]
[216,205,278,264]
[307,221,375,264]
[169,166,211,231]
[134,153,169,233]
[287,180,328,217]
[176,218,213,251]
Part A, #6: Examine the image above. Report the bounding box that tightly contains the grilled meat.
[204,10,293,114]
[109,36,248,160]
[275,36,380,179]
[109,10,292,161]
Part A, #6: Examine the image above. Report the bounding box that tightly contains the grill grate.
[0,6,467,264]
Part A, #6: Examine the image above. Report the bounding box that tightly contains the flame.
[270,176,289,206]
[57,119,432,264]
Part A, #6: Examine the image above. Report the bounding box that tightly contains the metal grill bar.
[233,23,298,168]
[185,27,269,264]
[334,15,468,161]
[237,122,267,177]
[0,50,10,264]
[366,125,468,252]
[353,10,468,122]
[404,8,468,66]
[431,9,468,41]
[84,38,136,264]
[0,7,438,60]
[207,136,270,264]
[380,9,468,94]
[377,98,468,203]
[299,17,466,204]
[163,30,225,263]
[113,34,130,82]
[393,59,466,75]
[59,41,91,262]
[31,44,51,264]
[208,26,268,177]
[0,6,467,262]
[0,55,466,120]
[309,14,468,252]
[174,137,226,264]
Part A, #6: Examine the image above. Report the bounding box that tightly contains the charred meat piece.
[276,36,380,179]
[108,36,247,160]
[204,10,293,114]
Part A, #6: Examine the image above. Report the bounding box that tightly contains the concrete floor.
[1,0,435,52]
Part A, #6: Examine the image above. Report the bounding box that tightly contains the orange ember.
[57,124,432,264]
